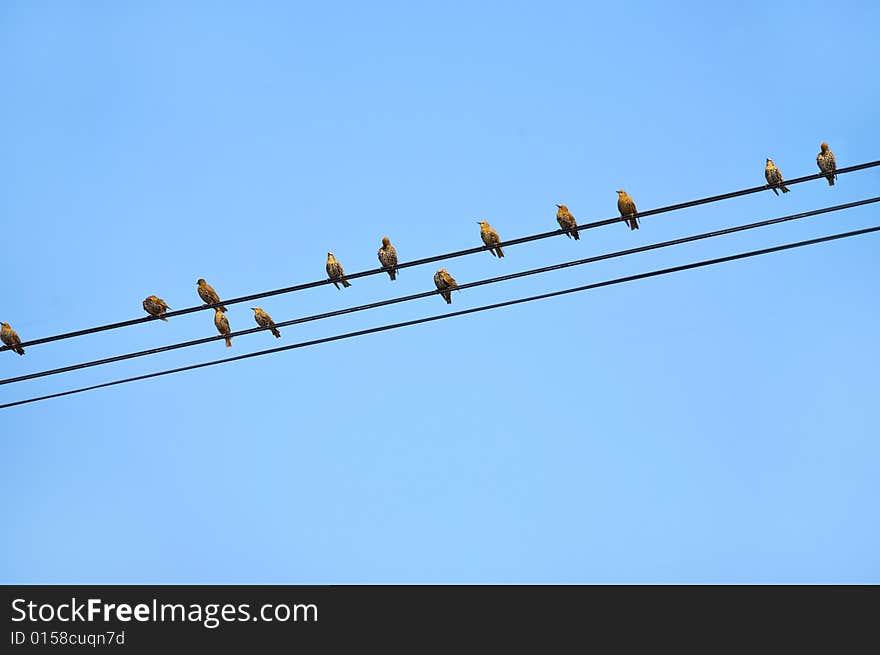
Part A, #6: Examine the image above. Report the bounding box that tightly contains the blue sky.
[2,1,878,583]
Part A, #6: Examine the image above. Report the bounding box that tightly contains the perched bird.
[434,269,458,304]
[817,142,837,186]
[556,204,579,240]
[377,237,399,280]
[142,295,170,321]
[478,221,504,257]
[326,252,351,289]
[252,307,281,338]
[764,158,790,194]
[214,308,232,347]
[616,190,639,230]
[1,321,25,356]
[197,279,227,312]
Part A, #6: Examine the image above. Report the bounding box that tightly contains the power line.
[2,196,877,387]
[3,224,877,411]
[5,159,878,353]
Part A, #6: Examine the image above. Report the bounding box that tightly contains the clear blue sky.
[2,1,878,583]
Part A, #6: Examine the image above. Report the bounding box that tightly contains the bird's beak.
[555,204,561,208]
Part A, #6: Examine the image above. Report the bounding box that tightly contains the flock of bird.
[1,143,840,356]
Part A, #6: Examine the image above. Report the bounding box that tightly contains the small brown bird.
[555,204,579,240]
[197,279,227,312]
[252,307,280,338]
[326,252,351,289]
[616,190,639,230]
[1,321,25,356]
[765,158,790,194]
[142,295,170,321]
[214,308,232,347]
[377,237,399,280]
[433,268,458,304]
[478,221,504,257]
[817,142,837,186]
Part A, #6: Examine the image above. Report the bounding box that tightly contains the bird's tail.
[219,305,228,313]
[444,292,452,304]
[827,175,835,186]
[160,316,168,322]
[271,327,281,338]
[496,246,504,257]
[781,185,790,193]
[342,278,352,288]
[225,336,232,347]
[631,217,640,230]
[388,269,396,281]
[572,229,580,240]
[770,187,779,196]
[15,346,24,356]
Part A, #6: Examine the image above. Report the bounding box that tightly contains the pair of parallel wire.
[3,162,879,409]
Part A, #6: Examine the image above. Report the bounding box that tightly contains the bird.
[1,321,25,356]
[377,237,399,280]
[252,307,280,338]
[142,295,170,321]
[616,190,639,230]
[197,279,227,312]
[326,253,351,289]
[555,204,579,240]
[765,158,790,194]
[214,308,232,347]
[478,221,504,257]
[817,142,837,186]
[434,268,458,304]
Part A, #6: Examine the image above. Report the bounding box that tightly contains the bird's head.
[381,236,391,247]
[556,204,568,211]
[0,322,9,329]
[197,278,206,285]
[477,220,489,228]
[616,190,626,196]
[766,158,774,165]
[251,307,262,314]
[820,142,829,152]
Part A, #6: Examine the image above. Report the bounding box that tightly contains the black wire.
[2,224,877,410]
[5,159,878,353]
[2,196,877,387]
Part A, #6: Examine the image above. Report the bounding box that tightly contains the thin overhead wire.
[3,224,877,410]
[2,196,877,387]
[4,159,878,354]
